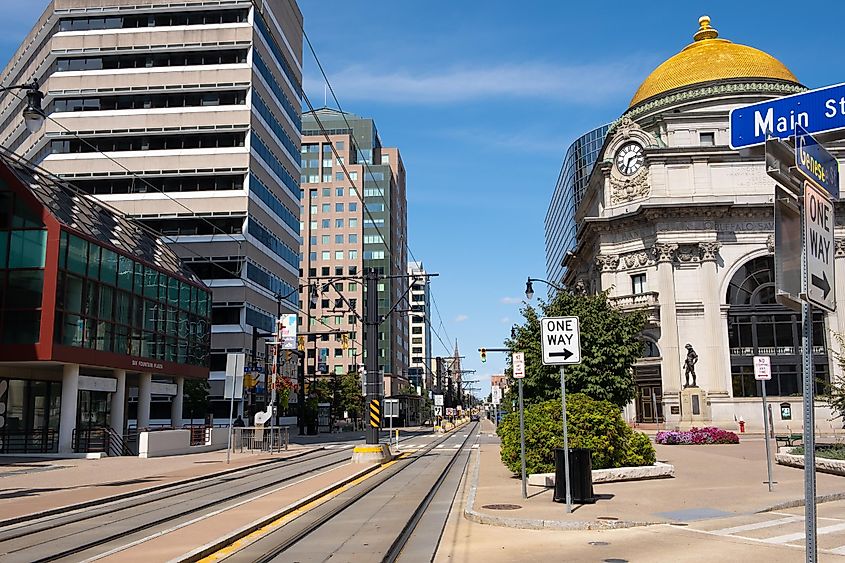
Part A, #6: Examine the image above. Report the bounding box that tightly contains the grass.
[790,445,845,460]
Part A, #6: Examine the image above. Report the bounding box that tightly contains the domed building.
[557,16,844,429]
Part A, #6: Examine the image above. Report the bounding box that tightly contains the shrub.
[497,393,656,474]
[655,427,739,445]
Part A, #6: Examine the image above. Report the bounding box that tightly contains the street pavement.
[436,419,845,561]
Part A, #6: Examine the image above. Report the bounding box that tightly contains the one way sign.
[541,317,581,366]
[803,180,836,312]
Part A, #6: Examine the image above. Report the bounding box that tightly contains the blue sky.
[3,1,845,398]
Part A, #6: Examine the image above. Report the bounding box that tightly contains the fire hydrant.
[739,417,746,433]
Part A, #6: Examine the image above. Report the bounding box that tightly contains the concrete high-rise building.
[299,108,409,395]
[0,0,303,413]
[408,261,432,392]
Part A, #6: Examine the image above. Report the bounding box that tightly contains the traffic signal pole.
[365,268,381,445]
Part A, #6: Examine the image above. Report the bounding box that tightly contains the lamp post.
[0,81,44,133]
[524,277,563,301]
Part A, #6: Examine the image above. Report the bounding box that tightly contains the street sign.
[384,398,399,418]
[491,386,501,405]
[433,394,444,406]
[803,181,836,312]
[775,186,803,311]
[730,82,845,149]
[754,355,772,381]
[278,313,297,350]
[795,125,840,199]
[540,317,581,365]
[512,352,525,379]
[224,353,245,399]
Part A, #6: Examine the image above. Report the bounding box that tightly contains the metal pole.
[365,269,380,445]
[802,301,817,562]
[762,379,774,492]
[560,365,572,514]
[519,378,527,499]
[226,375,235,464]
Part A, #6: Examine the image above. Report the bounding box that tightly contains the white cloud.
[455,314,469,323]
[304,59,651,106]
[500,316,511,325]
[500,296,522,304]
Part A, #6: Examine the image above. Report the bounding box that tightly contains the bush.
[497,393,656,474]
[655,427,739,445]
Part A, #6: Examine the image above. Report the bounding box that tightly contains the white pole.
[560,366,572,513]
[519,378,526,499]
[226,375,235,464]
[762,379,774,491]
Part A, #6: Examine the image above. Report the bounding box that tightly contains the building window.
[335,235,344,244]
[700,132,715,146]
[335,203,344,212]
[321,251,330,260]
[631,273,646,294]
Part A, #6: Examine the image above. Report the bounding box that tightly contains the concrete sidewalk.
[0,446,311,522]
[468,420,845,529]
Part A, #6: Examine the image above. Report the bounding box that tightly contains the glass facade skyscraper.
[545,124,609,288]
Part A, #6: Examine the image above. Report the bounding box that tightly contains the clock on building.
[615,142,645,176]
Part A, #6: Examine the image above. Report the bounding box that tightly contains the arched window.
[642,340,660,358]
[727,256,828,397]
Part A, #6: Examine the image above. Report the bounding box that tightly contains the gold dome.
[628,16,799,108]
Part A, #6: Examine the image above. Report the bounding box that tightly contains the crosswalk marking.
[453,444,460,449]
[765,522,845,544]
[471,444,479,449]
[436,444,444,449]
[711,516,801,535]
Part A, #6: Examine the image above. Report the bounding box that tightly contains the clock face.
[615,142,644,176]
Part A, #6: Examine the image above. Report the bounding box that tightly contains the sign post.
[754,355,775,492]
[540,317,582,514]
[513,351,526,499]
[225,353,245,464]
[384,398,399,449]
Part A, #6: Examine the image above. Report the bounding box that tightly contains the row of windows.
[253,93,298,162]
[253,52,301,131]
[245,262,298,307]
[55,49,248,72]
[185,258,242,280]
[69,174,244,195]
[308,202,358,214]
[246,219,298,269]
[305,217,359,230]
[50,90,247,113]
[50,132,245,154]
[251,132,299,202]
[305,265,358,278]
[58,9,249,31]
[253,12,301,107]
[301,142,345,153]
[308,234,358,245]
[363,250,385,260]
[141,216,244,237]
[305,187,358,199]
[308,250,359,261]
[249,173,299,233]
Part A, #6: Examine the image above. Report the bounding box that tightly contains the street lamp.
[524,277,563,300]
[1,82,44,133]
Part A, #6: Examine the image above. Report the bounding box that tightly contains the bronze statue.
[683,343,698,388]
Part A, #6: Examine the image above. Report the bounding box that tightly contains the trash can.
[553,447,596,504]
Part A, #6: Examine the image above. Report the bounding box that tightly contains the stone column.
[700,242,727,395]
[59,364,79,453]
[654,243,681,418]
[137,372,152,430]
[110,369,126,437]
[595,254,620,293]
[831,239,845,381]
[171,376,184,429]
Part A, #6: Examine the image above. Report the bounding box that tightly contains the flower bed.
[655,427,739,445]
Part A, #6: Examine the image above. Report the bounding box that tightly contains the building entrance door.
[634,365,663,423]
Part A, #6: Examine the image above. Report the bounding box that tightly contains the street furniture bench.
[775,434,803,448]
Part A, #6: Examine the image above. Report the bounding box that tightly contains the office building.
[0,149,211,453]
[299,108,409,395]
[0,0,304,414]
[408,261,432,392]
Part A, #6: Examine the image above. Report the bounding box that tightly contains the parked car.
[470,413,480,422]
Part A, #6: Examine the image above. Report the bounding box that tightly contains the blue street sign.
[730,82,845,149]
[795,125,840,199]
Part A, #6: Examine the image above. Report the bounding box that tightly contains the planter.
[775,453,845,476]
[528,462,675,487]
[656,427,739,445]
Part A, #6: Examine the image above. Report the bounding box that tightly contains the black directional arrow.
[549,349,574,360]
[811,271,831,299]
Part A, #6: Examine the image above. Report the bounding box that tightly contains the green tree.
[336,372,365,425]
[183,378,210,424]
[506,290,645,408]
[825,333,845,418]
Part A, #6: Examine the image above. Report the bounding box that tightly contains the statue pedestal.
[680,387,709,427]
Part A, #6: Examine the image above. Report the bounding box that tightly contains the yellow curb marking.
[198,454,408,562]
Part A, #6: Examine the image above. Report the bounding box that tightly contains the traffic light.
[480,348,487,363]
[342,333,349,350]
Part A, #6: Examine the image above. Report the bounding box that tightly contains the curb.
[759,491,845,512]
[173,462,383,562]
[0,448,322,528]
[462,449,662,531]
